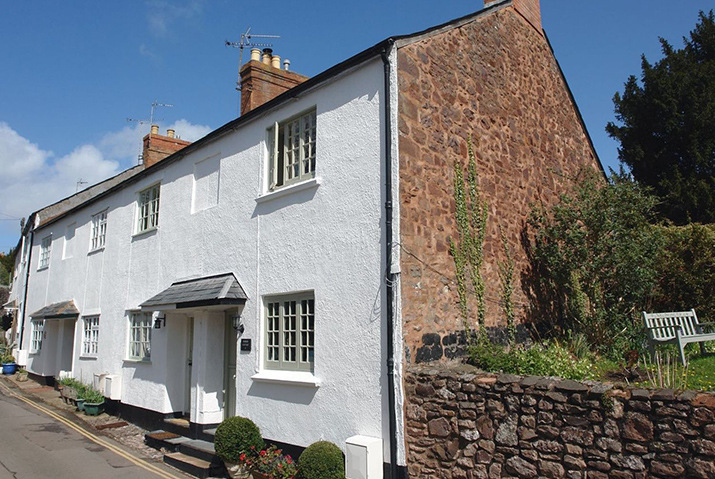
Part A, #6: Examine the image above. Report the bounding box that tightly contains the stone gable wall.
[397,6,601,364]
[405,365,715,479]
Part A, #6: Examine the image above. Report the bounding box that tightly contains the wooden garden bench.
[643,309,715,365]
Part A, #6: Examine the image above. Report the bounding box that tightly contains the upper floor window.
[137,184,160,234]
[268,109,316,190]
[128,312,151,360]
[39,236,51,269]
[265,292,314,372]
[90,211,107,251]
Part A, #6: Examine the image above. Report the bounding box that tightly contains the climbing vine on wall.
[449,136,488,344]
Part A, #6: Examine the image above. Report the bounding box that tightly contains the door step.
[164,452,213,479]
[145,430,227,478]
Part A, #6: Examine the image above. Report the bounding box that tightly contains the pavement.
[0,372,189,479]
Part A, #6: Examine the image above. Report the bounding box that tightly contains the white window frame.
[82,316,100,357]
[30,320,44,353]
[90,210,108,251]
[136,184,160,234]
[39,236,52,269]
[264,292,314,372]
[268,109,316,191]
[128,312,152,361]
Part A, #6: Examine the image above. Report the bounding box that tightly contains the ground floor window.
[82,316,100,356]
[31,320,44,352]
[128,312,151,360]
[265,292,314,372]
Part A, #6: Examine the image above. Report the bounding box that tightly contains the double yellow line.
[0,381,185,479]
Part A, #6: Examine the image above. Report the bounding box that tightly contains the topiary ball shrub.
[298,441,345,479]
[214,416,264,463]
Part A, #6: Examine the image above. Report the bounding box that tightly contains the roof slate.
[140,273,247,309]
[30,300,80,319]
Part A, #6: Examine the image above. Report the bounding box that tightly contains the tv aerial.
[126,101,174,128]
[226,27,280,91]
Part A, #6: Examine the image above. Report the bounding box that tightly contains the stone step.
[145,430,190,452]
[179,439,217,463]
[164,452,213,479]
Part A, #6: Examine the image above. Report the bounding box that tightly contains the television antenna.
[226,27,280,91]
[76,178,88,192]
[126,100,174,127]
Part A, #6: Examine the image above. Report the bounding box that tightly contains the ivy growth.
[449,136,488,344]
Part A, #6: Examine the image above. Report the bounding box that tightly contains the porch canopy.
[30,300,80,320]
[139,272,247,311]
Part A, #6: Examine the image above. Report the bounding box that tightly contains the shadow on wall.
[247,382,317,406]
[411,324,531,364]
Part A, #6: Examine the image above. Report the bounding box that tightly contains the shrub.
[468,340,596,381]
[651,223,715,321]
[298,441,344,479]
[527,170,662,358]
[214,416,264,463]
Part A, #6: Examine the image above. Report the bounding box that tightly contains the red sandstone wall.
[397,6,601,363]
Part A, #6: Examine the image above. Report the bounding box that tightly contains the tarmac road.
[0,381,186,479]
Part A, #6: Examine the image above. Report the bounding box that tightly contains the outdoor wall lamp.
[231,304,246,335]
[154,313,166,329]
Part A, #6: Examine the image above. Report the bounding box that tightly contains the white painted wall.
[20,58,392,457]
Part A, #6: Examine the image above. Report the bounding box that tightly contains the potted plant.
[252,446,297,479]
[16,368,28,382]
[214,416,265,479]
[1,351,17,375]
[298,441,345,479]
[82,387,105,416]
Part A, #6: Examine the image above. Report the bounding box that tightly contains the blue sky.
[1,0,713,253]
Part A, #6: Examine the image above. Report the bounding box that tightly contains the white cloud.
[0,119,211,251]
[146,0,204,37]
[166,119,211,142]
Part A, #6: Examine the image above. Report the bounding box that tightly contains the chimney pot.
[262,48,273,65]
[166,128,175,138]
[283,59,290,71]
[271,55,281,69]
[150,124,159,135]
[250,48,261,62]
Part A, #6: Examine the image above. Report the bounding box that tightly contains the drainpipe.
[19,229,34,349]
[381,40,400,479]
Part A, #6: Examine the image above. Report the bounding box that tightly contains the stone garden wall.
[405,364,715,478]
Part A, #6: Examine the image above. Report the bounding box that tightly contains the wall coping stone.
[407,363,715,409]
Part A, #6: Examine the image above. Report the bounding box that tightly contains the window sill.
[88,247,105,255]
[255,177,321,205]
[79,355,98,360]
[37,266,48,272]
[123,358,152,364]
[132,227,158,239]
[251,370,320,388]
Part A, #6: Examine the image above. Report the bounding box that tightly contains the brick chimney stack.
[239,48,309,116]
[142,126,191,168]
[485,0,542,35]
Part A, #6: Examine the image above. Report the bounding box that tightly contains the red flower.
[240,453,246,461]
[260,450,267,456]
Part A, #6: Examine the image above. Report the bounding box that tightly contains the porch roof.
[139,273,248,311]
[30,300,80,319]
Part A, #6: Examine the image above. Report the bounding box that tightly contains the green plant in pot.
[1,352,17,375]
[83,387,105,416]
[298,441,345,479]
[16,368,28,382]
[214,416,264,479]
